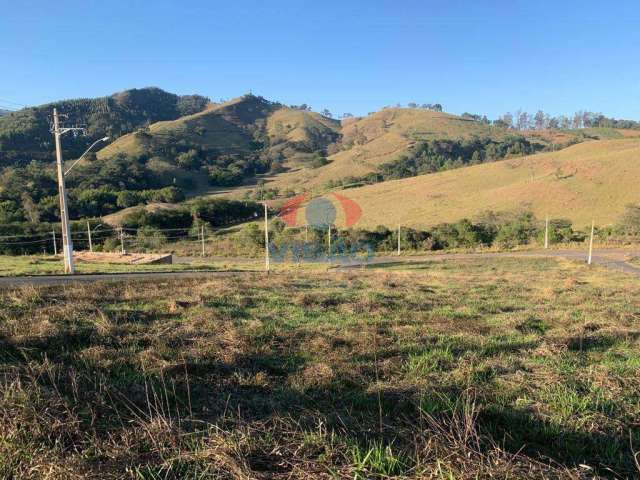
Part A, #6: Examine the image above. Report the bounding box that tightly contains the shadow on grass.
[3,329,639,477]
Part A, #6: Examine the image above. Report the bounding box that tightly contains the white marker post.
[201,225,205,257]
[397,224,401,256]
[264,204,270,272]
[544,215,549,249]
[328,225,332,258]
[119,227,125,255]
[52,229,57,256]
[87,221,93,252]
[587,220,595,265]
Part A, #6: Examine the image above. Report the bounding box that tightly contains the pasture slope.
[318,137,640,229]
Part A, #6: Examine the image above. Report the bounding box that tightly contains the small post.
[119,227,125,254]
[201,225,205,257]
[397,224,401,256]
[264,203,270,272]
[587,220,595,265]
[52,229,57,256]
[544,215,549,249]
[304,224,308,243]
[87,221,93,252]
[327,224,332,258]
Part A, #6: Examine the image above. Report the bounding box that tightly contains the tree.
[516,110,530,130]
[321,108,333,118]
[534,110,546,130]
[500,113,514,129]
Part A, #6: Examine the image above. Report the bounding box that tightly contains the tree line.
[493,110,640,131]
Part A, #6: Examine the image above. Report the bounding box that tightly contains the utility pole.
[51,110,105,271]
[52,229,57,256]
[397,224,401,256]
[587,220,595,265]
[201,225,205,257]
[87,221,93,252]
[53,108,75,274]
[264,204,270,272]
[544,215,549,249]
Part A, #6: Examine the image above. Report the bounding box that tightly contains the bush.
[617,204,640,237]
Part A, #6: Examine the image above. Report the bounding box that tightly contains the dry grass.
[0,257,638,478]
[326,137,640,229]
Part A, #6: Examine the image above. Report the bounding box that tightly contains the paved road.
[0,248,638,287]
[346,248,640,277]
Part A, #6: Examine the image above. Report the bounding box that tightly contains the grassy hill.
[229,108,637,198]
[98,95,340,161]
[270,109,514,190]
[95,95,341,197]
[309,137,640,229]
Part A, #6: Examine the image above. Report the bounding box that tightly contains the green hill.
[96,94,341,195]
[0,87,209,166]
[1,89,639,229]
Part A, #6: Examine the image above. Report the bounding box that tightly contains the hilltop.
[314,137,640,229]
[0,87,209,165]
[98,94,340,164]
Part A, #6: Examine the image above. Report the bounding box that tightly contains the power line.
[0,97,28,108]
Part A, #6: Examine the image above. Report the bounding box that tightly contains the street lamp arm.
[64,137,109,176]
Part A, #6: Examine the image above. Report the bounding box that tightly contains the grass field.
[1,257,638,478]
[321,137,640,229]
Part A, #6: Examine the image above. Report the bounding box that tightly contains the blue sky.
[2,0,639,119]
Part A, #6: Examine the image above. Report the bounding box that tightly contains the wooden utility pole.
[53,108,75,273]
[201,225,205,257]
[52,229,57,256]
[544,215,549,249]
[587,220,595,265]
[87,221,93,252]
[397,224,401,256]
[264,204,270,272]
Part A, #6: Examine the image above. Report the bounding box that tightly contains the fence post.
[201,225,205,257]
[87,221,93,252]
[544,215,549,249]
[264,204,270,272]
[587,220,595,265]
